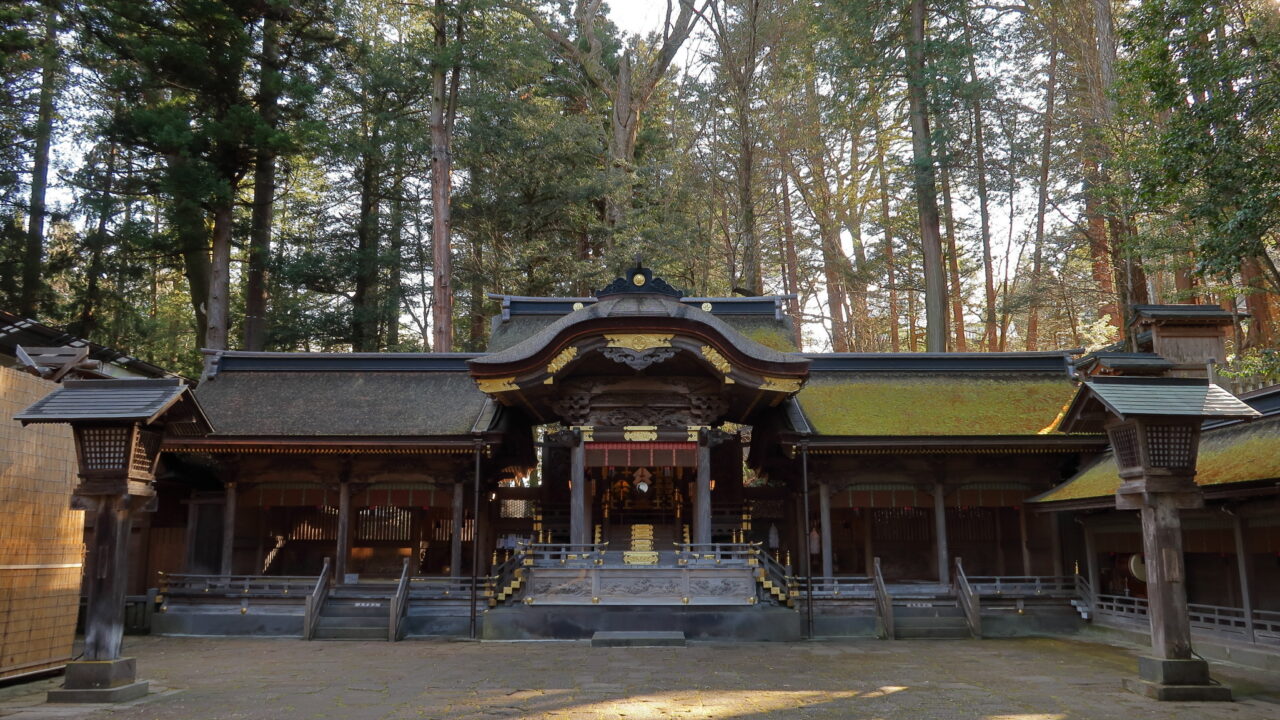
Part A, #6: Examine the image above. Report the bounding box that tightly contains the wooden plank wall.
[0,366,83,680]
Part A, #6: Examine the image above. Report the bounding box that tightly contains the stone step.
[894,625,972,640]
[894,615,971,640]
[312,625,387,640]
[322,600,388,617]
[329,588,394,599]
[591,631,687,647]
[893,604,963,618]
[317,615,387,629]
[896,615,969,628]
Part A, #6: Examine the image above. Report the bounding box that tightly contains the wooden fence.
[0,367,84,680]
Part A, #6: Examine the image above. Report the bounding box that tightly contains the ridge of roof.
[803,351,1077,375]
[206,350,485,375]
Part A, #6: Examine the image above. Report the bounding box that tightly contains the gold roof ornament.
[605,334,672,352]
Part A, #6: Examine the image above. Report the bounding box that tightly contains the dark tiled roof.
[195,370,489,437]
[484,295,798,353]
[0,309,175,379]
[1075,351,1174,375]
[474,294,798,368]
[1132,304,1236,322]
[16,378,192,424]
[1064,377,1259,430]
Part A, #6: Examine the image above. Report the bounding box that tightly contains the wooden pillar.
[818,480,833,579]
[862,509,873,577]
[183,499,199,573]
[570,433,586,545]
[933,482,949,585]
[1229,512,1256,643]
[1049,512,1064,578]
[450,480,464,578]
[335,479,351,583]
[1140,494,1194,660]
[793,493,806,570]
[995,508,1006,576]
[83,496,134,661]
[1083,521,1100,595]
[220,481,237,576]
[1018,503,1032,575]
[694,434,712,545]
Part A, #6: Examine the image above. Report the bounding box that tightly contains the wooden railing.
[521,543,608,567]
[965,575,1078,597]
[796,576,874,598]
[158,572,318,597]
[755,546,796,606]
[486,550,527,606]
[407,576,484,598]
[1092,591,1280,647]
[1074,574,1095,616]
[302,557,332,641]
[953,558,981,638]
[872,557,894,640]
[388,558,410,642]
[675,542,757,567]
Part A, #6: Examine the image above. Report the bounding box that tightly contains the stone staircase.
[889,584,972,640]
[313,583,392,640]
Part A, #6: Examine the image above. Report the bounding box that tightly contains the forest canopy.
[1,0,1278,377]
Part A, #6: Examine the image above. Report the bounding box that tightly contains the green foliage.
[1119,0,1280,281]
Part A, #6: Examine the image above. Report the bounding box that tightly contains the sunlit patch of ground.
[532,687,905,719]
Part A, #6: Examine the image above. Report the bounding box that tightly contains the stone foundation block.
[63,658,137,689]
[1123,677,1232,702]
[47,658,150,704]
[1137,656,1210,685]
[48,681,150,704]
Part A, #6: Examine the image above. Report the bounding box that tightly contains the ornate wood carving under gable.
[600,345,680,371]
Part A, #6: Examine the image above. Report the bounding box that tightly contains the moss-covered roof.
[1033,414,1280,503]
[197,371,489,436]
[796,372,1078,436]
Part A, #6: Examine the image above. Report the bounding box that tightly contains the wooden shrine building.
[14,266,1280,646]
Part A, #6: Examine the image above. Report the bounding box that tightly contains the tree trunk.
[20,4,58,317]
[468,236,486,351]
[819,219,849,352]
[1083,164,1119,328]
[962,4,996,351]
[244,16,280,351]
[736,94,759,295]
[1027,38,1059,352]
[779,171,803,348]
[75,146,117,339]
[1241,257,1275,348]
[908,0,947,352]
[353,144,381,352]
[430,0,456,352]
[167,153,211,345]
[875,116,900,352]
[205,202,234,351]
[385,168,405,349]
[940,164,965,351]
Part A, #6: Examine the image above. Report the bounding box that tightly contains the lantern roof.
[16,378,207,427]
[1058,376,1259,434]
